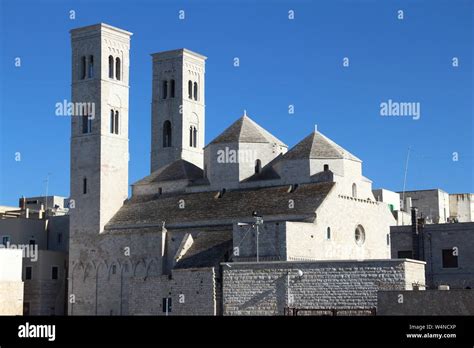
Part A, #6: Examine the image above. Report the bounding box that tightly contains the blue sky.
[0,0,472,206]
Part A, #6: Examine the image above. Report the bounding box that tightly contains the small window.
[158,187,163,195]
[163,121,172,147]
[193,82,198,101]
[442,249,458,268]
[188,80,193,99]
[82,115,92,134]
[83,177,87,194]
[170,79,175,98]
[193,127,197,148]
[51,266,58,280]
[355,225,365,245]
[397,250,413,259]
[80,56,86,80]
[189,126,193,147]
[162,297,172,313]
[88,55,94,78]
[255,159,262,174]
[110,110,115,133]
[386,234,390,245]
[352,183,357,198]
[114,111,119,135]
[112,265,117,274]
[326,227,331,240]
[29,239,36,246]
[25,267,32,280]
[323,164,329,171]
[2,235,10,246]
[108,56,114,78]
[115,57,121,80]
[57,233,62,245]
[162,80,168,99]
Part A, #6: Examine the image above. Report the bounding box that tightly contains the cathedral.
[68,23,424,316]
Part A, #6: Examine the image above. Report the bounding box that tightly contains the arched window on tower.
[188,80,193,99]
[189,126,197,148]
[115,57,121,80]
[108,56,114,79]
[352,183,357,198]
[82,105,92,134]
[255,159,262,174]
[162,80,168,99]
[163,120,172,147]
[193,82,198,101]
[80,56,86,80]
[110,110,114,133]
[170,79,175,98]
[88,55,94,78]
[114,111,119,134]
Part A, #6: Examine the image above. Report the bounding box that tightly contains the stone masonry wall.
[223,259,425,316]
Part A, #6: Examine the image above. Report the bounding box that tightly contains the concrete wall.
[222,259,425,316]
[0,249,24,315]
[373,188,401,211]
[399,189,450,223]
[378,290,474,315]
[449,193,474,222]
[391,222,474,289]
[23,250,67,315]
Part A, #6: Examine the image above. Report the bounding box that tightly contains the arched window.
[324,164,329,171]
[80,56,86,80]
[193,82,198,101]
[170,79,175,98]
[115,57,121,80]
[83,177,87,194]
[352,183,357,198]
[88,55,94,78]
[162,80,168,99]
[108,56,114,78]
[355,225,365,245]
[188,80,193,99]
[110,110,114,133]
[255,159,262,174]
[163,120,172,147]
[114,111,119,134]
[189,126,197,147]
[82,106,92,134]
[326,227,331,240]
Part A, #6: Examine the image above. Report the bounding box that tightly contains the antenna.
[44,172,51,212]
[401,147,411,212]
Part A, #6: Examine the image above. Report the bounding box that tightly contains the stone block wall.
[222,259,425,316]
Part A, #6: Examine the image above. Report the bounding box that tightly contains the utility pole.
[253,212,263,262]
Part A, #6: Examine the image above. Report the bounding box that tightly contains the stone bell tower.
[150,49,206,173]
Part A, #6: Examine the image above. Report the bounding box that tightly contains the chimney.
[411,207,420,259]
[19,196,26,210]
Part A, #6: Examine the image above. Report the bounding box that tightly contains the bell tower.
[150,49,206,173]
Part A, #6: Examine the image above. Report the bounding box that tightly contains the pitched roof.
[174,231,232,269]
[133,159,203,185]
[208,115,287,147]
[106,181,335,230]
[283,131,361,162]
